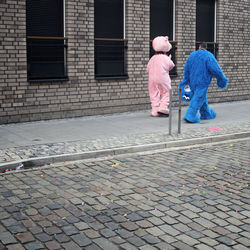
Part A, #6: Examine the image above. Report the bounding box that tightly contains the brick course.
[0,0,249,124]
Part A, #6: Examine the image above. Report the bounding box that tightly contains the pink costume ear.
[165,36,169,41]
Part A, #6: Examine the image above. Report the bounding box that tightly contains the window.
[196,0,218,57]
[150,0,177,76]
[94,0,127,79]
[26,0,67,82]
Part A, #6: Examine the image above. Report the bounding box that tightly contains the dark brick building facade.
[0,0,249,124]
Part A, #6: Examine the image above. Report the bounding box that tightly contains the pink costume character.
[146,36,175,117]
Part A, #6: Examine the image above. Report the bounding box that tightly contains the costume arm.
[178,60,192,102]
[167,55,175,71]
[168,58,175,71]
[207,54,229,89]
[178,60,190,89]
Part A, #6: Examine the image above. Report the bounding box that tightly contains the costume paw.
[184,114,200,123]
[200,109,216,120]
[180,86,193,102]
[151,112,160,117]
[158,109,169,115]
[158,112,169,117]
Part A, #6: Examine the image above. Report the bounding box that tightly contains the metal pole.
[169,88,172,135]
[178,88,182,134]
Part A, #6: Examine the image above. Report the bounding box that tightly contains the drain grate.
[0,160,39,174]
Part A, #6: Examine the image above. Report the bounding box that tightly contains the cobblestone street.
[0,139,249,250]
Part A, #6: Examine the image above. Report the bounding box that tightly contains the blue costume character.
[179,43,229,123]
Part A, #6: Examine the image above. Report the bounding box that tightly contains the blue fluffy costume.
[179,49,229,123]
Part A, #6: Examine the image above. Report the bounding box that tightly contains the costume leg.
[200,96,216,120]
[158,84,170,114]
[148,81,160,116]
[184,88,207,123]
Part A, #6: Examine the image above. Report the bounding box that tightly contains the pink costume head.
[152,36,172,52]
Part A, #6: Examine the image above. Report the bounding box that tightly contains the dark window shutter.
[94,0,126,78]
[150,0,173,40]
[150,0,176,76]
[94,0,123,38]
[26,0,63,37]
[26,0,67,81]
[196,0,215,42]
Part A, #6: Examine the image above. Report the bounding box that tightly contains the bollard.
[169,88,172,135]
[178,88,182,134]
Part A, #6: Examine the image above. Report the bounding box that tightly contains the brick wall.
[0,0,27,123]
[0,0,249,124]
[214,0,250,102]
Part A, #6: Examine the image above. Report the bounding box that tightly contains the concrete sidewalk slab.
[0,100,250,169]
[0,100,250,149]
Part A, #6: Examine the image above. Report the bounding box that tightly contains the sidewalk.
[1,100,250,170]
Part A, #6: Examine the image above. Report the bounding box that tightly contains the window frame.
[94,0,128,80]
[26,0,68,82]
[196,0,218,57]
[150,0,177,77]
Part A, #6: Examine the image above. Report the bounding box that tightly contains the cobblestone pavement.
[0,138,249,249]
[0,121,249,164]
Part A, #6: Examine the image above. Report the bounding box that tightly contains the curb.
[0,131,249,172]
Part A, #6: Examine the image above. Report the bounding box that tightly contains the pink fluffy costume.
[146,36,175,117]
